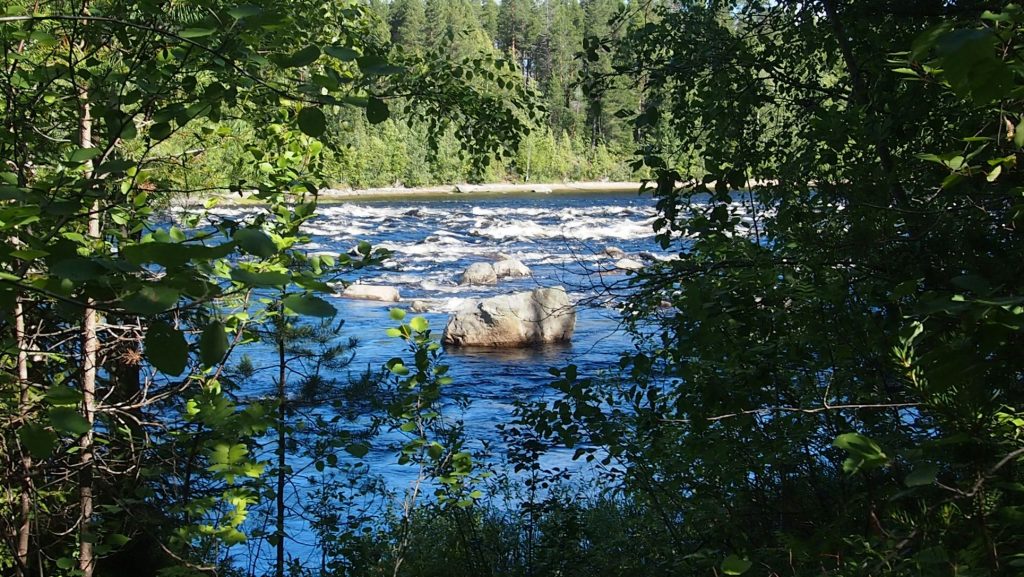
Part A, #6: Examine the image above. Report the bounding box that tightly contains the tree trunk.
[15,297,31,577]
[276,323,287,577]
[78,78,99,577]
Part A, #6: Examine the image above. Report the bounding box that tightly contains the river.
[176,189,671,571]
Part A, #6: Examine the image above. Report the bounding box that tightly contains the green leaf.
[145,321,188,376]
[325,45,358,61]
[721,555,752,576]
[936,29,1014,104]
[18,422,57,459]
[149,122,172,140]
[234,228,277,258]
[69,147,101,163]
[297,107,326,138]
[10,248,48,260]
[951,274,990,294]
[179,28,216,38]
[1015,118,1024,149]
[409,316,428,332]
[282,294,336,318]
[385,327,403,338]
[357,54,403,75]
[345,443,369,458]
[834,432,888,474]
[230,268,290,287]
[48,407,91,436]
[905,463,940,487]
[389,308,406,321]
[228,4,261,19]
[208,442,248,467]
[282,45,320,68]
[122,285,180,314]
[366,97,389,124]
[199,321,229,368]
[46,385,82,406]
[122,241,234,267]
[50,257,104,281]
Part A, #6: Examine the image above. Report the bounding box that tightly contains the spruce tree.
[478,0,500,46]
[390,0,428,52]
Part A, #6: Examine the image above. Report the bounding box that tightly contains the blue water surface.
[181,190,676,571]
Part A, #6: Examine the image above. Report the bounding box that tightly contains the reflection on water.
[445,341,575,362]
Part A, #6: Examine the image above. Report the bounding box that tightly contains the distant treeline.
[173,0,654,189]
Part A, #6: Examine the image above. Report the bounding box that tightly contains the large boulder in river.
[341,284,401,302]
[443,287,576,347]
[492,258,531,279]
[459,262,498,285]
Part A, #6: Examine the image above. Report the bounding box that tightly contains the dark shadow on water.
[443,341,573,362]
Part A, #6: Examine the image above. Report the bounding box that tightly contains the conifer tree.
[390,0,428,52]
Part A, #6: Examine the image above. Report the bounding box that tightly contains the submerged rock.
[614,258,645,271]
[459,262,498,285]
[341,284,401,302]
[443,287,576,347]
[492,258,531,279]
[410,300,432,313]
[603,246,628,259]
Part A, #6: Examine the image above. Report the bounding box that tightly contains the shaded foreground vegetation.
[2,1,1024,577]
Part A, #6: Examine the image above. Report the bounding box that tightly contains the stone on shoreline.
[443,287,576,348]
[341,284,401,302]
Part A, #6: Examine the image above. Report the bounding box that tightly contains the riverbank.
[323,181,649,198]
[206,181,652,205]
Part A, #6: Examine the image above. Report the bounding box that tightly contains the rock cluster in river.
[459,262,498,285]
[443,287,575,347]
[458,258,532,285]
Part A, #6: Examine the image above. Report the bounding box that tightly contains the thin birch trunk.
[276,321,287,577]
[15,297,31,577]
[78,76,99,577]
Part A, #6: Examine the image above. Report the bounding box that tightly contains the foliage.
[514,2,1024,576]
[9,1,1024,576]
[138,0,653,189]
[0,0,533,575]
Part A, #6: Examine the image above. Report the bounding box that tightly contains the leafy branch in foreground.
[0,1,536,575]
[512,2,1024,576]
